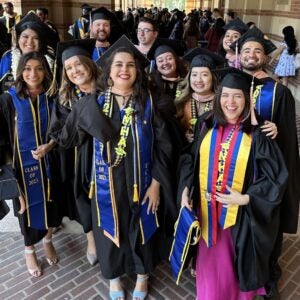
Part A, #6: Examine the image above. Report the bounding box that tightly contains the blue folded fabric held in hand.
[169,206,201,284]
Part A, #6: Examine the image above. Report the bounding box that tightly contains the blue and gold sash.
[199,125,252,247]
[253,80,277,121]
[93,94,159,247]
[77,17,85,39]
[169,207,201,284]
[10,88,52,230]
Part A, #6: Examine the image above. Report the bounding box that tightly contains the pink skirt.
[196,227,265,300]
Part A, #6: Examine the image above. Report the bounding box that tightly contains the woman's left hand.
[260,121,278,139]
[216,185,249,207]
[142,178,160,214]
[31,140,56,160]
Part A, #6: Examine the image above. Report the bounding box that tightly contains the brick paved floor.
[0,224,299,300]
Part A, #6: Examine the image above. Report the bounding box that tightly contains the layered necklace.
[190,93,214,130]
[102,87,135,167]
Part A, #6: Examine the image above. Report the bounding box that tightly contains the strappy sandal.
[133,274,149,300]
[109,277,125,300]
[25,248,42,278]
[43,237,59,266]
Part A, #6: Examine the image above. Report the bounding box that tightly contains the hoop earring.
[107,77,114,87]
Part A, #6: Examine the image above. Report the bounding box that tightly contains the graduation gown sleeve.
[49,94,121,149]
[151,105,178,236]
[232,129,288,291]
[273,84,300,233]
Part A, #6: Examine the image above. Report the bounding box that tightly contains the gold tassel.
[89,181,95,199]
[47,178,51,201]
[133,184,139,202]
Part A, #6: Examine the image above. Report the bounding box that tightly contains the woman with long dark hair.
[0,11,57,93]
[270,25,298,86]
[178,70,288,299]
[175,49,226,143]
[50,36,177,300]
[0,51,60,278]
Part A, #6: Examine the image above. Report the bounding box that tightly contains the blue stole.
[10,88,52,230]
[93,94,159,247]
[253,80,277,121]
[169,207,201,284]
[0,50,12,80]
[76,17,85,39]
[92,47,109,62]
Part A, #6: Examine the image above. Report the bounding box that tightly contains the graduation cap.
[219,67,262,92]
[183,47,227,69]
[223,17,248,34]
[230,26,277,55]
[90,7,113,22]
[15,11,58,50]
[217,67,263,125]
[96,35,149,69]
[147,38,186,60]
[56,38,96,66]
[90,7,125,45]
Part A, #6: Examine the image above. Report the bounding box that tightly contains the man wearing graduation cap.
[90,7,124,61]
[233,26,300,299]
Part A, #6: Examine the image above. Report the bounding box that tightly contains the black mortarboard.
[230,26,277,55]
[56,39,96,66]
[91,7,113,22]
[183,47,227,68]
[15,11,58,50]
[147,38,186,60]
[81,3,92,9]
[223,17,248,34]
[217,67,262,92]
[96,35,149,69]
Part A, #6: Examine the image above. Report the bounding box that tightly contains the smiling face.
[109,52,137,91]
[190,67,213,95]
[240,41,266,72]
[155,51,177,78]
[18,29,40,54]
[137,21,157,47]
[90,19,111,42]
[220,86,245,124]
[64,56,92,89]
[22,59,45,90]
[223,29,241,51]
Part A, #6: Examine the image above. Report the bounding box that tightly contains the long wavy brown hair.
[14,51,53,99]
[59,55,102,107]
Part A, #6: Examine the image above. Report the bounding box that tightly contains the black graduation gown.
[0,93,61,246]
[50,93,177,278]
[177,114,288,291]
[259,78,300,234]
[48,100,80,226]
[49,95,120,232]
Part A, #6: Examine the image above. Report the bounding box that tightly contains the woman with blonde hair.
[49,39,101,266]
